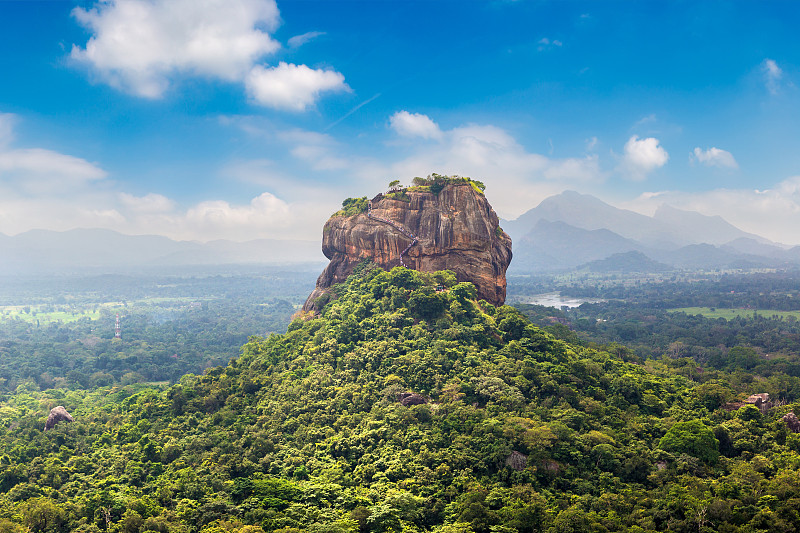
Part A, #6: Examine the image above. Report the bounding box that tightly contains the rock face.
[399,392,427,406]
[44,406,74,431]
[506,451,527,471]
[784,412,800,433]
[304,184,512,311]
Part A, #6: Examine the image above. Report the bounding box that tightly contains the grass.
[0,296,213,325]
[0,307,103,324]
[669,307,800,320]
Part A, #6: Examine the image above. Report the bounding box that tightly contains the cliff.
[304,182,512,311]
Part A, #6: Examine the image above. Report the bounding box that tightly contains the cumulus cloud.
[389,111,443,140]
[71,0,281,98]
[185,192,289,230]
[692,147,738,169]
[70,0,347,110]
[288,31,325,48]
[621,135,669,180]
[763,58,783,95]
[246,62,348,111]
[379,114,605,217]
[119,192,175,213]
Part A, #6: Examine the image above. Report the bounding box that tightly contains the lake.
[524,292,606,308]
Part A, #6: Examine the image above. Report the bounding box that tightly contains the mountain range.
[3,190,798,275]
[503,190,800,273]
[0,228,323,274]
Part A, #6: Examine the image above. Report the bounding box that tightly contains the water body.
[525,292,606,308]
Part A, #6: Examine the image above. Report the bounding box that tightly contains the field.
[669,306,800,320]
[0,305,105,324]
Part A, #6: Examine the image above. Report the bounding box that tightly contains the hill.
[1,266,800,532]
[577,250,672,273]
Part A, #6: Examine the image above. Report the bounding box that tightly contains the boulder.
[506,451,527,471]
[44,406,74,431]
[398,392,427,406]
[784,412,800,433]
[304,183,512,312]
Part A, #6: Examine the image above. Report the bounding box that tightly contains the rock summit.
[304,178,512,312]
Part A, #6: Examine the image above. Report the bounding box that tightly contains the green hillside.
[1,265,800,532]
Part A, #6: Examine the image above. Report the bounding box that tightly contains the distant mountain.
[0,229,323,274]
[504,190,774,249]
[648,243,773,270]
[503,190,796,273]
[510,220,647,272]
[721,237,788,257]
[652,204,771,246]
[577,251,671,273]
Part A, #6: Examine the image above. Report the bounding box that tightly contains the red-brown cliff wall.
[303,184,512,311]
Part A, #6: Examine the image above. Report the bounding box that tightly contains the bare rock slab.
[44,406,74,431]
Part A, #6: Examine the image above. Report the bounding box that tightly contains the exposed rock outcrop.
[398,392,427,406]
[304,183,512,311]
[784,412,800,433]
[506,451,527,471]
[44,406,74,431]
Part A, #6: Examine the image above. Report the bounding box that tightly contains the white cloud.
[537,37,562,51]
[71,0,281,98]
[389,111,443,140]
[621,135,668,180]
[763,58,783,95]
[0,149,106,183]
[0,113,16,148]
[185,192,289,230]
[0,116,107,195]
[246,62,348,111]
[625,176,800,245]
[119,192,175,213]
[379,116,605,217]
[288,31,325,48]
[692,147,738,169]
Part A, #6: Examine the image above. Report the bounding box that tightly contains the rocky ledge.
[304,182,512,311]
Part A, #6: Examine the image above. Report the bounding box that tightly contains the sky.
[1,0,800,245]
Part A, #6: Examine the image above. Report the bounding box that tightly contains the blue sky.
[1,0,800,244]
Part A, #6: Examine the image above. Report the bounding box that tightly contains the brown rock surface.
[506,451,528,471]
[399,392,427,406]
[303,183,512,311]
[44,406,74,431]
[784,412,800,433]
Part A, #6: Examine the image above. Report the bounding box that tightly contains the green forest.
[0,269,316,392]
[2,265,800,532]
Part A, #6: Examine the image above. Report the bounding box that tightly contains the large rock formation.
[304,183,512,311]
[44,406,74,431]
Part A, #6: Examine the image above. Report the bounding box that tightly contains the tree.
[658,420,720,464]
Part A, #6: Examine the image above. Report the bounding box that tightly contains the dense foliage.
[0,270,316,392]
[2,266,800,532]
[408,174,486,196]
[333,198,369,218]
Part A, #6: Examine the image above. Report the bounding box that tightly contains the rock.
[44,406,74,431]
[745,393,770,406]
[506,451,527,471]
[398,392,427,406]
[784,412,800,433]
[304,183,512,311]
[745,393,771,412]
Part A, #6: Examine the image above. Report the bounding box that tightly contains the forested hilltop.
[2,266,800,532]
